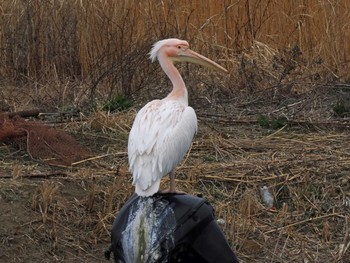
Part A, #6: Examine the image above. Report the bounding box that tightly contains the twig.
[264,124,287,138]
[199,115,350,129]
[201,173,295,184]
[71,152,127,166]
[271,99,306,113]
[0,172,69,179]
[264,213,341,234]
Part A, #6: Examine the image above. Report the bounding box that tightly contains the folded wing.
[128,99,197,196]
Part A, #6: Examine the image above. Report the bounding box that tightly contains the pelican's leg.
[159,171,185,194]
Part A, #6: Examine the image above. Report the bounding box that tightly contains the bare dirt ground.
[1,85,350,262]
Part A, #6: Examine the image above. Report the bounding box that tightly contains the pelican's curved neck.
[157,53,188,105]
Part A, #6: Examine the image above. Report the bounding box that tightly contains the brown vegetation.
[0,0,349,110]
[1,105,350,262]
[0,1,350,263]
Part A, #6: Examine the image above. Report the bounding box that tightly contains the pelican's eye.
[177,45,182,49]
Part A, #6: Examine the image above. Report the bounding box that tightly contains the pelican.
[128,38,227,197]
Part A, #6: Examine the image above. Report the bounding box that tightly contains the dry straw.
[0,1,350,262]
[0,0,349,109]
[1,101,349,262]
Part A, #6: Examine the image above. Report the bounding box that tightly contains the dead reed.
[2,105,349,262]
[0,0,349,112]
[0,1,350,262]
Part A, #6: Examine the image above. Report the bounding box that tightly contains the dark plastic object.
[105,193,239,263]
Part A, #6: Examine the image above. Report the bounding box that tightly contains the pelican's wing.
[128,99,197,196]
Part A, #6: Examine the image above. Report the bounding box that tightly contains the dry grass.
[0,0,350,112]
[0,1,350,262]
[1,86,350,262]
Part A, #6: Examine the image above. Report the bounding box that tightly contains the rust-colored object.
[7,109,40,118]
[0,112,92,166]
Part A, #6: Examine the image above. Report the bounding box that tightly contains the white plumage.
[128,38,227,197]
[128,99,197,196]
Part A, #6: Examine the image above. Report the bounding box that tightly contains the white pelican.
[128,38,228,197]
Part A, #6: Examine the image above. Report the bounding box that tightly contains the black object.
[105,193,238,263]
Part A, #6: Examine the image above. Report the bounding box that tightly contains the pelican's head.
[149,38,228,74]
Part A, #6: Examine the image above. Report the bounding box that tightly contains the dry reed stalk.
[0,0,349,106]
[31,181,59,223]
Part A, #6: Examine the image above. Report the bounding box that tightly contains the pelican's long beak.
[174,48,228,74]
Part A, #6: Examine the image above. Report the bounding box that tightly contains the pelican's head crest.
[149,38,189,62]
